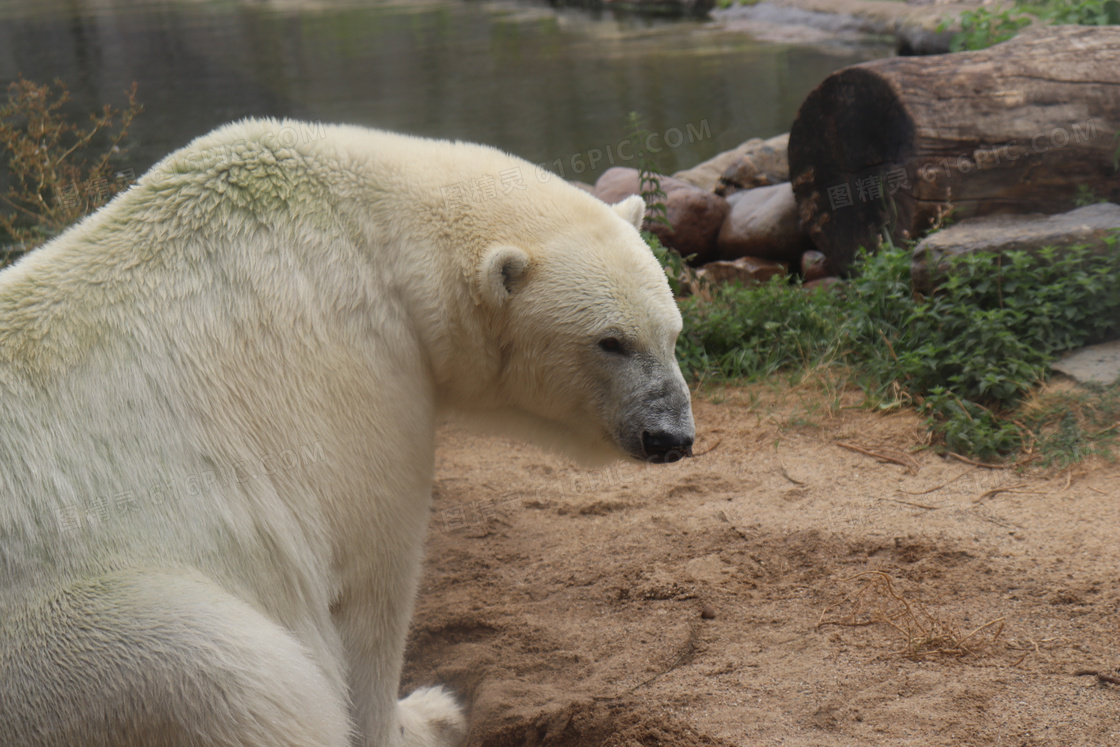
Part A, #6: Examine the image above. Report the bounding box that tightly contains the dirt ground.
[402,383,1120,746]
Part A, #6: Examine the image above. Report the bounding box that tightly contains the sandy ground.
[402,384,1120,746]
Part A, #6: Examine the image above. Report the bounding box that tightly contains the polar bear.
[0,119,694,746]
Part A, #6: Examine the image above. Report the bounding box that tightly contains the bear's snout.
[641,429,694,464]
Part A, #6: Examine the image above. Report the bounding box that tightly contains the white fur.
[0,119,692,746]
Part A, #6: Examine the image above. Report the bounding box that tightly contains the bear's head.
[471,193,694,466]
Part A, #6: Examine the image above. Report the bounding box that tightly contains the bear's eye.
[598,337,625,355]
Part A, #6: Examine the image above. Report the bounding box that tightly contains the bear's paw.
[397,686,467,747]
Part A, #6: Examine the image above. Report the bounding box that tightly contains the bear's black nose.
[642,430,694,463]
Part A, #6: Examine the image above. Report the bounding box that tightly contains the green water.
[0,0,890,180]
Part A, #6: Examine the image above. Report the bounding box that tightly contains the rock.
[700,603,717,620]
[803,276,842,293]
[712,4,886,46]
[896,24,954,56]
[593,167,729,264]
[911,203,1120,292]
[554,0,714,16]
[672,137,763,192]
[800,250,830,282]
[1052,339,1120,385]
[715,133,789,197]
[695,256,787,288]
[716,182,811,264]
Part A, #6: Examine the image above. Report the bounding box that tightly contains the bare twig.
[900,467,976,495]
[817,571,1004,660]
[693,438,722,458]
[628,625,701,693]
[718,511,750,542]
[878,497,939,511]
[779,461,806,485]
[1006,637,1059,669]
[972,483,1031,504]
[836,442,920,475]
[948,452,1038,470]
[1074,669,1120,686]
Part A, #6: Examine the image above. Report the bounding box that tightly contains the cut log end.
[790,27,1120,275]
[790,67,917,273]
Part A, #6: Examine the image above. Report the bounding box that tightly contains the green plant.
[1073,184,1105,207]
[942,0,1120,52]
[676,274,844,383]
[625,111,670,233]
[941,5,1032,51]
[0,77,141,267]
[625,111,693,295]
[674,238,1120,462]
[921,388,1022,460]
[1017,381,1120,465]
[1033,0,1120,25]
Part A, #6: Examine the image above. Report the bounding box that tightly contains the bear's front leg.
[333,543,466,747]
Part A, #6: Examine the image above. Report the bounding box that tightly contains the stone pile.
[590,132,839,293]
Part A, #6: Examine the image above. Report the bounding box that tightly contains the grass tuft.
[663,237,1120,464]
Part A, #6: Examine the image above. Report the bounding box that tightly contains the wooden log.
[788,26,1120,275]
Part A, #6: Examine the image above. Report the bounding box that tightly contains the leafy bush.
[0,77,141,267]
[677,275,844,382]
[943,6,1033,51]
[1035,0,1120,25]
[668,239,1120,461]
[942,1,1120,52]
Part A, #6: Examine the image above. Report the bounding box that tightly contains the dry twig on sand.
[627,625,701,693]
[836,442,920,475]
[1074,669,1120,686]
[948,452,1038,469]
[817,571,1004,661]
[692,438,722,458]
[971,482,1036,504]
[779,460,807,486]
[900,467,976,495]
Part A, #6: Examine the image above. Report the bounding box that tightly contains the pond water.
[0,0,890,181]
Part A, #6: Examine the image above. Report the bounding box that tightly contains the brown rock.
[801,250,831,282]
[803,276,842,293]
[593,167,729,265]
[715,132,789,197]
[700,603,717,620]
[672,137,765,192]
[716,182,811,264]
[695,257,787,288]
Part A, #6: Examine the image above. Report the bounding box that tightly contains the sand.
[403,383,1120,745]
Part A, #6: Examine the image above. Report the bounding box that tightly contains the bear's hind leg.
[0,570,352,747]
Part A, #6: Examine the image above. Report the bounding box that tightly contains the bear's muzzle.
[641,429,694,464]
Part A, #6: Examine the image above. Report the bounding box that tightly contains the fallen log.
[788,25,1120,274]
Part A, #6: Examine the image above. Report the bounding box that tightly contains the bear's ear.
[478,245,531,306]
[612,195,647,231]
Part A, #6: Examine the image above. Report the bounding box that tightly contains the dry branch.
[1074,669,1120,687]
[836,441,920,475]
[818,571,1005,661]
